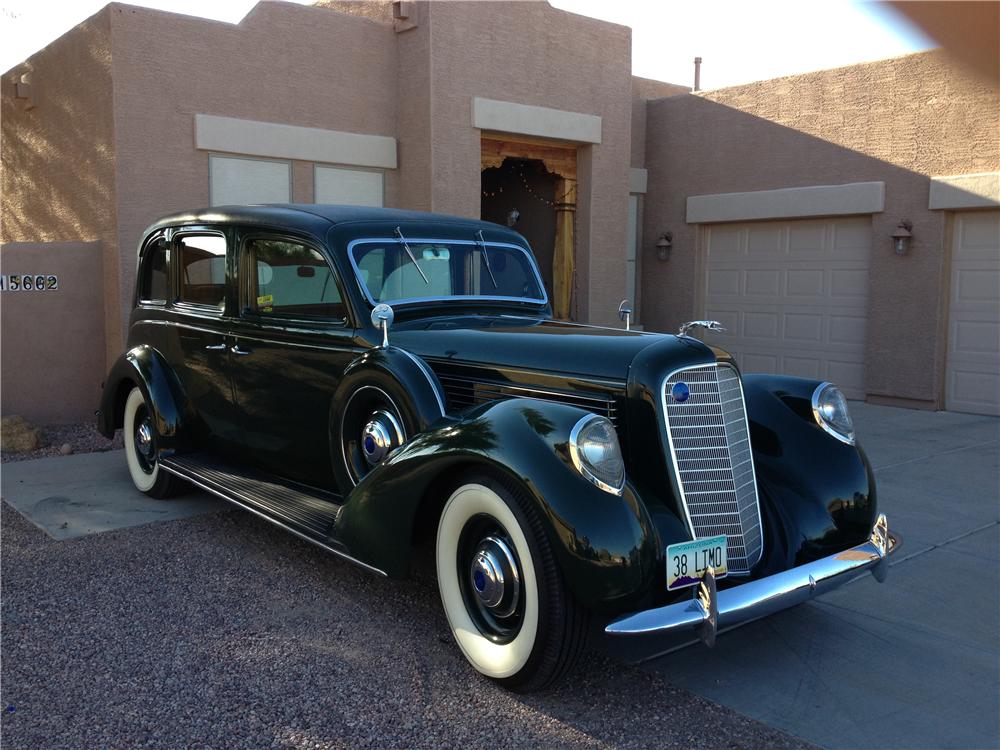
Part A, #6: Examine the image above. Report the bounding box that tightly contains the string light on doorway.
[481,165,573,207]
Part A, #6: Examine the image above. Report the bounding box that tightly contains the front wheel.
[435,474,587,692]
[123,387,183,499]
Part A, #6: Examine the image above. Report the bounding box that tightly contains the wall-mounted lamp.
[891,221,913,256]
[656,232,673,261]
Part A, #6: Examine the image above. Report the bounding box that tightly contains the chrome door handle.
[204,343,227,351]
[230,344,251,356]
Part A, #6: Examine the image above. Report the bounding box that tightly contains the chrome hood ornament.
[678,320,726,339]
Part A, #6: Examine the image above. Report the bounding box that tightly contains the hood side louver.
[435,373,620,429]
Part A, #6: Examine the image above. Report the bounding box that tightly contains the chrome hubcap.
[469,536,520,618]
[135,420,154,459]
[360,410,403,467]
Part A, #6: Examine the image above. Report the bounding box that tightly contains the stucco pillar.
[553,177,576,320]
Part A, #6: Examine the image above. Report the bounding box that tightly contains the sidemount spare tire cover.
[330,347,447,492]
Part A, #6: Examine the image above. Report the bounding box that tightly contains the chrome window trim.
[568,413,625,496]
[659,362,764,575]
[811,381,856,445]
[345,237,549,308]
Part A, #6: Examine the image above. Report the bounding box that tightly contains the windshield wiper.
[394,226,429,285]
[475,230,498,290]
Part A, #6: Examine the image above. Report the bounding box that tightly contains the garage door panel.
[788,223,826,255]
[783,313,823,343]
[744,311,780,339]
[831,219,873,256]
[704,217,871,395]
[707,226,743,256]
[707,269,742,296]
[958,212,1000,252]
[746,269,781,295]
[747,226,784,256]
[952,318,1000,356]
[954,269,1000,303]
[946,211,1000,415]
[829,315,867,344]
[830,269,869,298]
[786,269,824,296]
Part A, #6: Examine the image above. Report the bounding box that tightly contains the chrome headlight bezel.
[569,414,626,496]
[811,382,855,445]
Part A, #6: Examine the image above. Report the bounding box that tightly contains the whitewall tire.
[123,386,181,499]
[435,475,587,691]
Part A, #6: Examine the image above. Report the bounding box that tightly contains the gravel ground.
[1,502,813,749]
[1,423,123,463]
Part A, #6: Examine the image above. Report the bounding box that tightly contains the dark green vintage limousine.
[98,205,896,691]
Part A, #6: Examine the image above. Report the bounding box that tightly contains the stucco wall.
[1,8,120,370]
[630,76,688,169]
[419,1,634,324]
[104,1,399,354]
[0,243,107,423]
[642,49,1000,405]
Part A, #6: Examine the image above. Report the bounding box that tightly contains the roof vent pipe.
[694,57,702,91]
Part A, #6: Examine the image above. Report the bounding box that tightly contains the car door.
[229,230,360,491]
[167,228,242,455]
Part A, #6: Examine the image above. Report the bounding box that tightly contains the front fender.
[742,374,877,571]
[96,345,194,455]
[334,399,659,614]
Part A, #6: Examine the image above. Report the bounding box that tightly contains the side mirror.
[618,299,633,331]
[371,303,394,349]
[297,266,317,278]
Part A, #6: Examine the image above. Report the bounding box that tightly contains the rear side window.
[140,237,170,302]
[247,238,345,320]
[178,234,227,308]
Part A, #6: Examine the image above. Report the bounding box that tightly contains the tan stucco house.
[2,0,998,423]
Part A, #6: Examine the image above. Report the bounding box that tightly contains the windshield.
[349,238,546,305]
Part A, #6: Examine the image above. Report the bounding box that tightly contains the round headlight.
[811,383,855,445]
[569,415,625,495]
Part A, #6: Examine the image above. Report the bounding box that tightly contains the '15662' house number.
[0,275,59,291]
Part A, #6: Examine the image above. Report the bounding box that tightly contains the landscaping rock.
[59,443,73,456]
[0,416,45,453]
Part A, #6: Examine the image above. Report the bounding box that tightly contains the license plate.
[666,535,728,591]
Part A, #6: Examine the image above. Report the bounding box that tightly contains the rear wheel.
[123,387,182,499]
[435,474,587,692]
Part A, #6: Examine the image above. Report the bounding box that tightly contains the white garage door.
[702,217,871,398]
[946,210,1000,415]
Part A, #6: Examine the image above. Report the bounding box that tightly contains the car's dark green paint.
[99,204,878,622]
[334,398,659,612]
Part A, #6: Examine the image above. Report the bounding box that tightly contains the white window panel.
[209,155,290,206]
[314,166,383,207]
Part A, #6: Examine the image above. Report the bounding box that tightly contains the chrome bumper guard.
[605,514,898,663]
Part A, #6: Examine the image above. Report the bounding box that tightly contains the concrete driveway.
[2,402,997,748]
[644,402,1000,750]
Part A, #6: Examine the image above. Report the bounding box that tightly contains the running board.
[159,452,386,576]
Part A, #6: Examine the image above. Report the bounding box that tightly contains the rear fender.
[333,398,659,614]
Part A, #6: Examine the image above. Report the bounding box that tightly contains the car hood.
[390,314,713,383]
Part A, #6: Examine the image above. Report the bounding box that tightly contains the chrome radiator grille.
[662,364,763,574]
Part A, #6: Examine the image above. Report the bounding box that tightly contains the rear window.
[140,236,170,302]
[178,235,227,308]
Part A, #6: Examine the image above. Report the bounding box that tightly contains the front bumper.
[605,514,898,663]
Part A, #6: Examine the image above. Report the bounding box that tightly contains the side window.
[178,234,227,309]
[247,238,345,320]
[140,236,170,302]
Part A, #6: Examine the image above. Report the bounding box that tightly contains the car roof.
[144,204,519,240]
